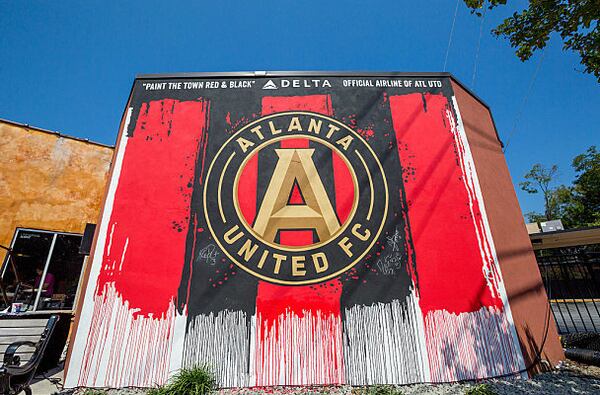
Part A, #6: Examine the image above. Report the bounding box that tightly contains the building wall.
[66,76,542,388]
[451,81,564,371]
[0,120,113,262]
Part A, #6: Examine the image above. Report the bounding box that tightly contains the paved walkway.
[30,365,63,395]
[552,301,600,333]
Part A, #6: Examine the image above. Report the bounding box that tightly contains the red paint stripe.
[262,95,333,116]
[96,99,209,317]
[255,94,344,385]
[280,138,309,149]
[256,279,342,319]
[389,93,501,314]
[279,229,313,247]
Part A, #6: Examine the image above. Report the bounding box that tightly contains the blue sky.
[0,1,598,217]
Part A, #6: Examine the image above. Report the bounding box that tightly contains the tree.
[519,163,560,221]
[561,146,600,227]
[524,210,549,224]
[465,0,600,82]
[520,146,600,228]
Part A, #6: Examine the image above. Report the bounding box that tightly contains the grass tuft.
[147,365,216,395]
[81,390,108,395]
[464,383,497,395]
[362,384,404,395]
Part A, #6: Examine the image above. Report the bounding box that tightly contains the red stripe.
[97,99,209,317]
[280,138,309,149]
[261,95,333,116]
[255,94,344,385]
[255,279,342,324]
[389,93,502,314]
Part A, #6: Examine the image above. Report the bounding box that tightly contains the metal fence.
[537,251,600,334]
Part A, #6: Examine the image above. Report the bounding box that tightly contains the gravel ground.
[57,360,600,395]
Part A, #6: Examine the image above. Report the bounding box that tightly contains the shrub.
[147,365,216,395]
[363,384,403,395]
[464,383,496,395]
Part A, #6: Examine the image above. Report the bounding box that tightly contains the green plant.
[465,383,497,395]
[364,384,403,395]
[147,365,216,395]
[81,390,108,395]
[464,1,600,82]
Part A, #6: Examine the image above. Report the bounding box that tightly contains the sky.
[0,0,598,217]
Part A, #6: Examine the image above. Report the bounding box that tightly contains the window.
[0,228,86,312]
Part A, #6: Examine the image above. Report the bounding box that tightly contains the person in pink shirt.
[33,268,55,297]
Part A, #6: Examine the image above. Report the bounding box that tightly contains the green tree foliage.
[464,0,600,81]
[519,163,559,221]
[561,146,600,227]
[520,146,600,228]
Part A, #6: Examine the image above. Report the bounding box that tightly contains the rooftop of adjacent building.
[0,117,114,149]
[529,225,600,250]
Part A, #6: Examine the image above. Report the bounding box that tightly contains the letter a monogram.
[253,148,340,243]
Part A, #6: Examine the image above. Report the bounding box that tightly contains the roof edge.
[0,117,114,149]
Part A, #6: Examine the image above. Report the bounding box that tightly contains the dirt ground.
[49,359,600,395]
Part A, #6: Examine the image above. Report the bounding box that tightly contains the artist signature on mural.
[377,228,404,275]
[197,244,219,265]
[377,253,402,275]
[386,229,402,252]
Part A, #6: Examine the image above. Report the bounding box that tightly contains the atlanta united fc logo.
[204,112,388,285]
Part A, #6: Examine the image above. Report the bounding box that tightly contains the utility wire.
[443,0,460,71]
[471,6,487,88]
[503,50,546,153]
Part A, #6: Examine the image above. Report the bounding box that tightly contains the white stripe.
[343,291,429,385]
[65,107,133,388]
[450,96,526,376]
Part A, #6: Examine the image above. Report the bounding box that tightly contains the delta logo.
[261,79,332,90]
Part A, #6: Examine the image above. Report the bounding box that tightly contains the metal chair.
[0,315,59,395]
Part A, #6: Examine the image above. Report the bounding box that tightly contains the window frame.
[1,227,85,312]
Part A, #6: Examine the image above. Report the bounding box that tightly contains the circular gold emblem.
[204,112,388,285]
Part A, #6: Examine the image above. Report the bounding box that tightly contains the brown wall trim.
[451,80,564,373]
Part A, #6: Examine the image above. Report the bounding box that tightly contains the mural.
[66,75,526,388]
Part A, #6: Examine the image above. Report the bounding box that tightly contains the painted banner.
[66,74,525,388]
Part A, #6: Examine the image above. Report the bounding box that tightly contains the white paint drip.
[253,310,345,387]
[343,293,429,385]
[450,96,526,375]
[75,283,177,388]
[445,107,498,297]
[183,310,254,388]
[107,222,116,256]
[424,306,523,382]
[118,237,129,272]
[65,107,132,388]
[168,311,188,379]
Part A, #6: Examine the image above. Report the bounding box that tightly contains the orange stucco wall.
[0,120,113,262]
